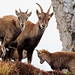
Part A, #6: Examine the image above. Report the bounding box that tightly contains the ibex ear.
[36,49,41,54]
[36,9,40,16]
[15,10,19,16]
[28,11,32,17]
[49,12,53,17]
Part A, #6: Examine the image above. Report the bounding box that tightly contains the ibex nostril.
[42,25,45,27]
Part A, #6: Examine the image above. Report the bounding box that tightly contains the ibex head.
[15,9,32,30]
[36,3,53,30]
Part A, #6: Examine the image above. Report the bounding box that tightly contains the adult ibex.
[0,9,32,59]
[9,3,53,63]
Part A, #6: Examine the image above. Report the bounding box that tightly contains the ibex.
[36,49,75,74]
[9,3,53,63]
[0,9,32,59]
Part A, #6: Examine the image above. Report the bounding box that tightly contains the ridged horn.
[19,8,21,13]
[26,9,28,13]
[36,3,43,13]
[47,5,51,14]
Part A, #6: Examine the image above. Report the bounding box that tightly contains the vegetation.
[0,61,73,75]
[66,71,72,74]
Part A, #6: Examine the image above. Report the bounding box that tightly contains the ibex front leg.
[2,33,12,60]
[1,42,7,59]
[17,45,24,61]
[27,50,33,64]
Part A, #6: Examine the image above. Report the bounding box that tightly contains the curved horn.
[36,3,43,13]
[47,5,51,14]
[26,9,28,13]
[19,8,21,13]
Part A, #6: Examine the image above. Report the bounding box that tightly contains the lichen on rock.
[51,0,75,52]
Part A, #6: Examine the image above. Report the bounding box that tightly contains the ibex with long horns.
[9,3,53,63]
[0,9,32,59]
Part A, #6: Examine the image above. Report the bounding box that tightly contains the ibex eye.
[26,18,28,20]
[18,17,20,20]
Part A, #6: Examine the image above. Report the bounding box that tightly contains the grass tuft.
[0,60,73,75]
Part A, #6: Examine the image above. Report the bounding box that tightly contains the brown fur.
[0,45,27,60]
[3,10,32,48]
[37,49,75,74]
[0,15,22,59]
[10,49,27,61]
[0,15,18,39]
[0,45,2,57]
[0,10,32,60]
[9,3,53,63]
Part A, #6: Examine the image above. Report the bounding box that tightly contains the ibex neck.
[16,19,22,31]
[36,22,44,36]
[45,53,52,65]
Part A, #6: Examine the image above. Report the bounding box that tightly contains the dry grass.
[0,60,19,75]
[0,60,73,75]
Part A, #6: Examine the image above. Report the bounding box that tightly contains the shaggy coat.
[37,49,75,74]
[9,21,45,62]
[3,15,21,47]
[0,10,32,59]
[9,3,53,63]
[1,10,32,48]
[0,15,19,42]
[0,15,21,59]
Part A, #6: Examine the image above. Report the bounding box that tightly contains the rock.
[51,0,75,52]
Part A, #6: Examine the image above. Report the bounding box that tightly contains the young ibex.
[36,49,75,74]
[0,9,32,58]
[9,3,53,63]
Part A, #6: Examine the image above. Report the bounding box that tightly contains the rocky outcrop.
[51,0,75,52]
